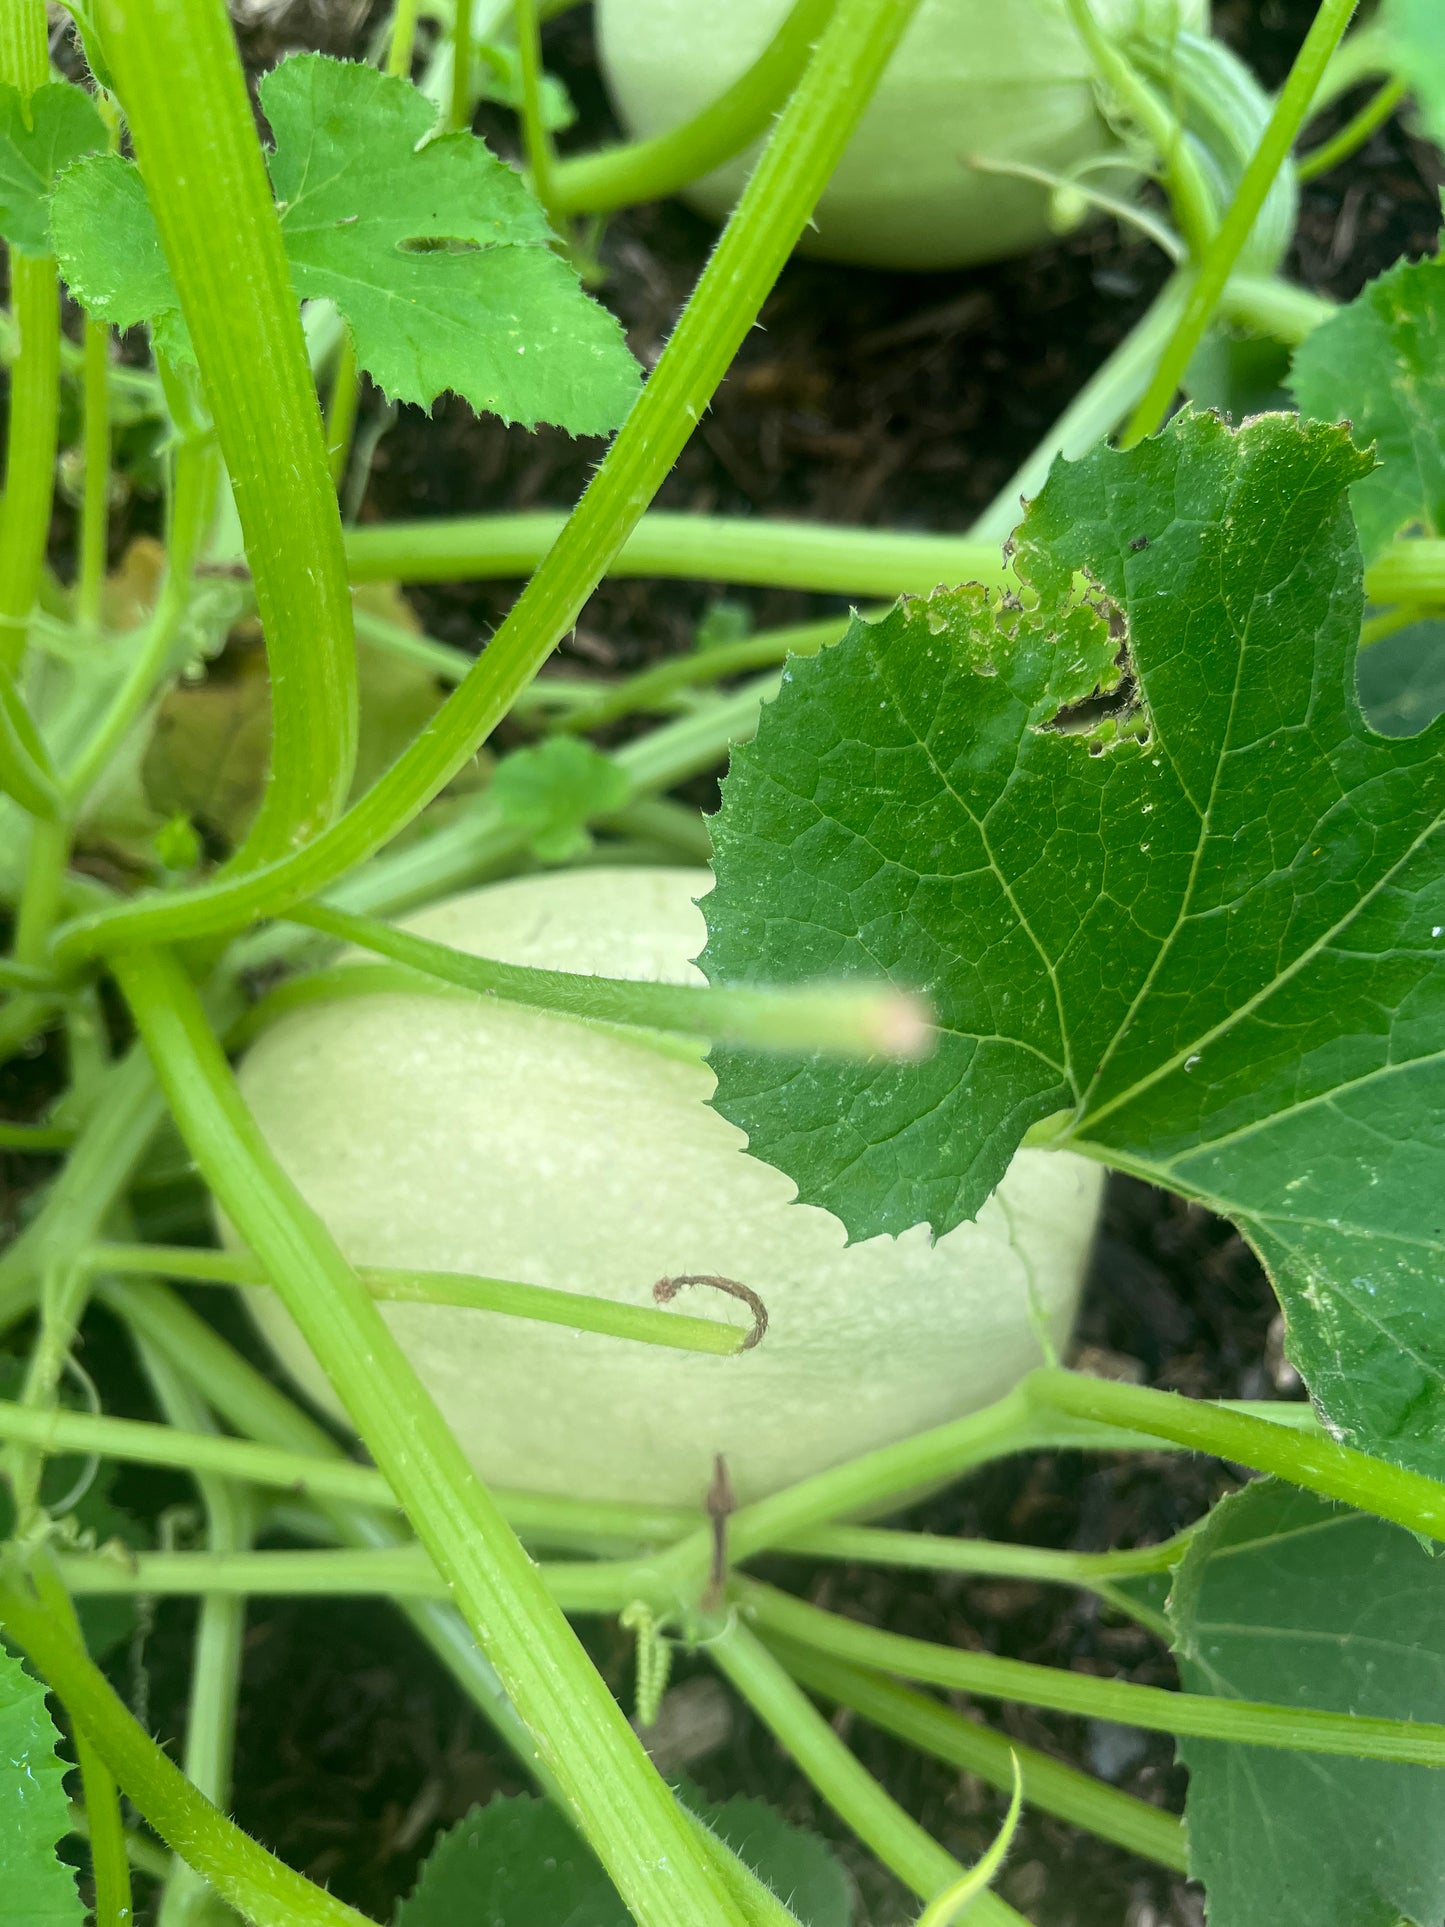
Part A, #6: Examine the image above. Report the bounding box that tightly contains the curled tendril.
[652,1274,768,1351]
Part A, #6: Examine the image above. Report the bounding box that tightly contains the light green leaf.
[0,1643,82,1925]
[491,737,631,863]
[702,410,1445,1481]
[395,1792,846,1927]
[472,42,577,132]
[1169,1479,1445,1927]
[262,55,636,431]
[0,80,105,255]
[49,54,638,433]
[1385,0,1445,146]
[49,151,194,362]
[1290,255,1445,560]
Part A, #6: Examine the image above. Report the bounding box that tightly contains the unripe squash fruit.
[595,0,1208,271]
[230,868,1104,1508]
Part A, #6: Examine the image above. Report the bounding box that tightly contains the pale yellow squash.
[231,868,1104,1508]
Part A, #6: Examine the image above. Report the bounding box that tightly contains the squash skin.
[231,868,1104,1508]
[595,0,1209,271]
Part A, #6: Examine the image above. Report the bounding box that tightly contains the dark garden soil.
[5,3,1445,1922]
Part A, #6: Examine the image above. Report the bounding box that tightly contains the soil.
[5,4,1444,1924]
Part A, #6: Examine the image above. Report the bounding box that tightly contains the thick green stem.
[786,1520,1191,1588]
[1024,1368,1445,1541]
[1361,536,1445,608]
[76,318,112,633]
[324,332,360,494]
[4,1257,92,1525]
[140,1344,253,1927]
[53,0,929,967]
[645,1390,1109,1600]
[0,1571,374,1927]
[741,1581,1445,1766]
[13,813,72,964]
[97,1273,613,1790]
[0,198,64,820]
[93,0,358,860]
[64,429,219,806]
[29,1562,134,1927]
[1296,74,1405,179]
[1061,0,1215,257]
[1123,0,1360,444]
[0,1395,395,1507]
[514,0,563,233]
[342,508,1003,594]
[711,1622,1027,1926]
[448,0,473,128]
[96,1276,698,1553]
[0,1039,169,1333]
[0,255,60,672]
[552,0,836,217]
[773,1640,1189,1875]
[111,943,756,1927]
[386,0,422,75]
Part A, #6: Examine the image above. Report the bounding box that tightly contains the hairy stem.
[1123,0,1360,443]
[0,1569,374,1927]
[52,0,930,966]
[139,1345,252,1927]
[741,1580,1445,1766]
[773,1639,1189,1874]
[1024,1368,1445,1541]
[113,944,759,1927]
[552,0,836,216]
[93,0,358,858]
[711,1621,1027,1926]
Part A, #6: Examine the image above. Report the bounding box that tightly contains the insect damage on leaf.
[0,80,106,256]
[704,408,1445,1485]
[48,54,640,435]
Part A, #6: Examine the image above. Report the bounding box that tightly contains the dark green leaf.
[1170,1479,1445,1927]
[703,410,1445,1480]
[491,737,631,863]
[0,1643,82,1925]
[1290,255,1445,559]
[395,1792,847,1926]
[0,81,105,255]
[395,1798,629,1927]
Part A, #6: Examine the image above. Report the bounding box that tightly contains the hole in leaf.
[395,234,483,254]
[1040,637,1145,742]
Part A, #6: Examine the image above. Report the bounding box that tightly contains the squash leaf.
[0,1643,82,1925]
[0,80,105,255]
[394,1791,848,1927]
[1385,0,1445,146]
[1290,254,1445,561]
[702,410,1445,1483]
[49,54,640,434]
[491,737,631,863]
[1169,1479,1445,1927]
